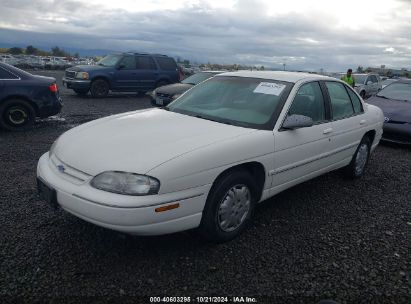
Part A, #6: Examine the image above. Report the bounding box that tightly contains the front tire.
[360,91,366,99]
[0,99,36,131]
[199,170,257,243]
[90,79,109,98]
[343,136,371,179]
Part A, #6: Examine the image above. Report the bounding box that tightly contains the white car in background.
[37,71,384,242]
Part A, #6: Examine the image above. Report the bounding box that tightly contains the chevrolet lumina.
[37,71,384,242]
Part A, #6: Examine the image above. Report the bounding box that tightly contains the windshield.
[182,72,217,85]
[97,54,122,67]
[353,74,366,84]
[168,76,292,130]
[377,82,411,101]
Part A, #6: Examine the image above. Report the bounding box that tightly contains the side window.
[346,86,363,113]
[136,56,156,70]
[370,75,378,83]
[288,82,325,123]
[0,67,18,79]
[118,56,136,69]
[325,82,354,120]
[155,57,177,70]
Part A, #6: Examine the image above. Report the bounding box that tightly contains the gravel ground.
[0,71,410,304]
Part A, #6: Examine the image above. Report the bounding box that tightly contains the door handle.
[360,120,366,125]
[323,128,333,134]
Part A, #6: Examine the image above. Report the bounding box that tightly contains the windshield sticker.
[253,82,286,96]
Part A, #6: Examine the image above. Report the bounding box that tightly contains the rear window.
[0,67,19,79]
[155,57,177,70]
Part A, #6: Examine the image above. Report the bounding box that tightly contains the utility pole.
[283,63,286,71]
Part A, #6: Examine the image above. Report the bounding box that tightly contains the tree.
[74,52,79,58]
[356,66,364,73]
[260,65,265,71]
[9,47,23,55]
[51,46,68,57]
[25,45,38,55]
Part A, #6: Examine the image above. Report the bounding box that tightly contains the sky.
[0,0,411,71]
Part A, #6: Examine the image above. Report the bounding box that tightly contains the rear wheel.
[360,91,366,99]
[199,170,257,243]
[90,79,109,98]
[343,136,371,179]
[0,99,36,131]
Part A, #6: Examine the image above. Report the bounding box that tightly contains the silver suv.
[353,73,382,98]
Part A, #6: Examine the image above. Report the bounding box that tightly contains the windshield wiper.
[97,63,105,66]
[194,114,232,125]
[376,95,389,99]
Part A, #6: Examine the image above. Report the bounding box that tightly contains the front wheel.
[0,99,36,131]
[360,91,366,99]
[343,136,371,179]
[90,79,109,98]
[199,170,257,243]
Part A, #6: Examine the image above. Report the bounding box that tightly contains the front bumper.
[62,77,91,90]
[36,152,209,235]
[382,123,411,145]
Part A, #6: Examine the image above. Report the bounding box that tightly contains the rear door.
[135,56,158,91]
[272,81,333,189]
[324,81,366,164]
[112,55,138,91]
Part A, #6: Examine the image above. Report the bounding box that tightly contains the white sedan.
[37,71,384,242]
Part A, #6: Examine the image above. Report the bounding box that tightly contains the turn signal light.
[49,83,58,92]
[155,203,180,213]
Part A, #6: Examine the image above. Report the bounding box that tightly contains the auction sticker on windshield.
[253,82,286,96]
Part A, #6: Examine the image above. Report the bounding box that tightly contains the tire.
[90,79,109,98]
[156,80,169,88]
[0,99,36,131]
[360,91,366,99]
[73,89,89,96]
[343,136,371,179]
[199,170,257,243]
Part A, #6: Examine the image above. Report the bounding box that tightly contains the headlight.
[75,72,89,80]
[90,171,160,195]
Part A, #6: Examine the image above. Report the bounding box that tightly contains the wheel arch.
[91,75,111,88]
[211,161,266,202]
[0,95,39,116]
[364,129,376,145]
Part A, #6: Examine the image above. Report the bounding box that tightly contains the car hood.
[66,65,109,72]
[55,109,257,176]
[156,83,193,96]
[367,96,411,123]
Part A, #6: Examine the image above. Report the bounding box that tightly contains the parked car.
[353,73,382,98]
[367,79,411,145]
[0,54,20,66]
[0,62,62,131]
[37,71,383,242]
[151,71,223,107]
[62,52,182,97]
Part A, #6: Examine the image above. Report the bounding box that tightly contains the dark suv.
[63,53,182,97]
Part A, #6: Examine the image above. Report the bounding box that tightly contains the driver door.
[113,55,138,91]
[272,81,333,190]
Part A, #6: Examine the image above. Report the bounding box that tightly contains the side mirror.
[282,114,313,130]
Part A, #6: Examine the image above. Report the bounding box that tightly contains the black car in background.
[151,71,223,107]
[0,62,62,131]
[63,52,183,97]
[367,79,411,145]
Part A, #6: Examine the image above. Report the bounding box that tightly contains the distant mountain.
[0,28,119,56]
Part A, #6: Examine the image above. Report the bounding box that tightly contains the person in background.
[341,68,355,88]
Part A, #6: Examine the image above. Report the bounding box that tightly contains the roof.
[217,70,330,83]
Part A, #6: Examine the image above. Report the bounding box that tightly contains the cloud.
[1,0,411,71]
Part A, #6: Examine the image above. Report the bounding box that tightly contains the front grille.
[156,92,171,98]
[65,70,76,79]
[50,154,92,184]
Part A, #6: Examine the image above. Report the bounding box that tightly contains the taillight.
[49,83,58,93]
